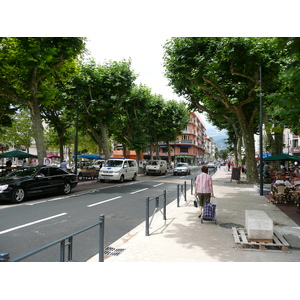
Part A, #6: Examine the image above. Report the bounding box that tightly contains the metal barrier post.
[67,237,73,262]
[155,196,159,209]
[99,214,105,262]
[177,184,180,207]
[146,196,150,236]
[184,181,187,202]
[60,240,65,262]
[163,190,167,220]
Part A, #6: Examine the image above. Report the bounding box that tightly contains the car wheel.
[119,175,124,183]
[62,183,71,195]
[11,188,25,203]
[100,179,105,182]
[132,173,137,181]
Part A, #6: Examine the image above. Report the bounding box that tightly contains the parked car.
[146,160,167,175]
[173,163,191,175]
[0,165,78,204]
[99,158,138,183]
[207,162,216,168]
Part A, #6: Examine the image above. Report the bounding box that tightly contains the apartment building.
[140,111,206,165]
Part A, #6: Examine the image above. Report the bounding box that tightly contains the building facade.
[116,111,207,165]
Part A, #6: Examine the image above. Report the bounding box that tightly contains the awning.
[0,150,38,159]
[72,154,101,160]
[263,153,300,162]
[176,145,192,148]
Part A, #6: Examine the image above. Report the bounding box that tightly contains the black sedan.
[0,165,78,204]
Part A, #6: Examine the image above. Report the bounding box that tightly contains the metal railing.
[145,190,167,236]
[177,181,187,207]
[1,215,105,262]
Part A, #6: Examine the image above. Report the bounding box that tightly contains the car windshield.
[5,167,38,178]
[104,160,124,167]
[148,161,158,166]
[177,164,187,167]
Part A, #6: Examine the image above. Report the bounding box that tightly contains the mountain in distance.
[198,112,228,150]
[206,126,228,150]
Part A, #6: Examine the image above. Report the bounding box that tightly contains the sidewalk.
[88,167,300,262]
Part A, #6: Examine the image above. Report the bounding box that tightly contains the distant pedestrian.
[227,162,230,171]
[22,160,28,167]
[194,165,215,218]
[6,159,12,172]
[60,160,67,170]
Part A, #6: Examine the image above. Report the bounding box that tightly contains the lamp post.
[259,66,264,196]
[74,100,97,178]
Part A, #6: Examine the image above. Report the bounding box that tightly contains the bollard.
[0,252,10,262]
[99,214,105,262]
[177,184,180,207]
[163,190,167,220]
[146,196,150,236]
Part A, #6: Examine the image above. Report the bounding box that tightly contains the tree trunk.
[29,98,46,164]
[166,141,172,163]
[235,107,259,183]
[59,135,64,162]
[99,122,111,159]
[135,150,143,174]
[122,144,127,158]
[86,119,111,159]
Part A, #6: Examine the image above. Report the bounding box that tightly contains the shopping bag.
[194,195,198,207]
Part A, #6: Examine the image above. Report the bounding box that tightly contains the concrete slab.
[245,210,273,241]
[283,234,300,250]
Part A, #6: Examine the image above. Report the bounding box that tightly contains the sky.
[84,35,223,136]
[2,1,297,139]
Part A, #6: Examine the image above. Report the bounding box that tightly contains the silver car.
[173,163,191,175]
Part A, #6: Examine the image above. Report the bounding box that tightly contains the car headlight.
[0,184,9,192]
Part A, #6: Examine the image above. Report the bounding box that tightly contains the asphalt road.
[0,169,198,261]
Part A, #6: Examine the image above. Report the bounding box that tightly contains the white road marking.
[87,196,122,207]
[0,213,68,235]
[25,200,47,205]
[153,183,164,187]
[130,188,148,194]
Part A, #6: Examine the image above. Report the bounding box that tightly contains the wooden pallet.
[232,227,290,252]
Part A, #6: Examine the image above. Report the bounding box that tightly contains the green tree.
[111,84,153,167]
[0,37,86,163]
[264,38,300,140]
[163,37,282,183]
[158,100,190,163]
[65,59,137,159]
[1,109,34,152]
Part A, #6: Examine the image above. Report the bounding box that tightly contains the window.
[129,161,136,167]
[180,147,189,154]
[49,168,65,176]
[293,139,299,148]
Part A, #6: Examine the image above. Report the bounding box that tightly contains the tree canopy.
[0,37,87,162]
[163,37,283,183]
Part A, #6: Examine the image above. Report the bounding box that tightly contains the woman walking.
[194,165,215,218]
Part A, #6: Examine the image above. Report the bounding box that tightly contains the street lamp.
[259,66,264,196]
[74,99,97,177]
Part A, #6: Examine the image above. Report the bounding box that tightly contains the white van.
[146,160,167,175]
[99,158,138,183]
